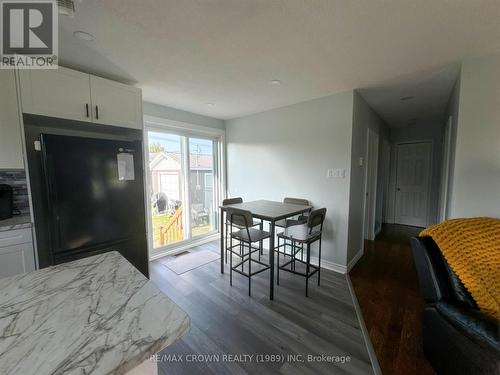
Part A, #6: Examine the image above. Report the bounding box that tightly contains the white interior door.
[394,142,432,227]
[363,128,379,240]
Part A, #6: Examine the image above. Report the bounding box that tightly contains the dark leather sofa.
[410,236,500,375]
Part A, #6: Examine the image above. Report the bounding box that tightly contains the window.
[144,117,224,256]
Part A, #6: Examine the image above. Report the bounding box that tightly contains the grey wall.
[226,91,354,267]
[387,122,444,225]
[448,54,500,218]
[143,102,225,130]
[347,92,390,265]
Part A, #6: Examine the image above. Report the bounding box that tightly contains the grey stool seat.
[226,207,271,296]
[276,208,327,297]
[232,227,271,243]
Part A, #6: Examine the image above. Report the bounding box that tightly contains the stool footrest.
[279,258,319,278]
[232,257,271,278]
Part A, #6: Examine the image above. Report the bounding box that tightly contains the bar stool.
[277,208,327,297]
[275,197,311,261]
[223,197,262,263]
[227,208,271,296]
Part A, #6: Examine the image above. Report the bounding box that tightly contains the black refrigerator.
[38,133,149,276]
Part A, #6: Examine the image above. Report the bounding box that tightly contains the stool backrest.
[307,208,327,233]
[283,197,309,206]
[223,197,243,206]
[226,207,253,231]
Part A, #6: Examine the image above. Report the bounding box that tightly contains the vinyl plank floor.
[150,241,374,375]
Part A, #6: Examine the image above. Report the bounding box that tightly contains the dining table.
[219,199,313,300]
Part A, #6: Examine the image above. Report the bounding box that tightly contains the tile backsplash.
[0,169,30,214]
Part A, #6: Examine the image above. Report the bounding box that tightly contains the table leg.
[269,220,275,300]
[220,208,224,274]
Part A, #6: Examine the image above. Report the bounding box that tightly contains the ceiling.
[358,63,461,127]
[59,0,500,122]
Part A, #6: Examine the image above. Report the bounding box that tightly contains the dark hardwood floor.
[349,224,435,375]
[150,241,374,374]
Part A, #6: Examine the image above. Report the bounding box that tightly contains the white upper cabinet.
[0,70,24,169]
[19,67,92,122]
[90,75,143,129]
[18,66,143,129]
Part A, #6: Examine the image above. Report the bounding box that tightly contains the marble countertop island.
[0,251,190,375]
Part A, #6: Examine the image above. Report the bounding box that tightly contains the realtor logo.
[1,0,58,69]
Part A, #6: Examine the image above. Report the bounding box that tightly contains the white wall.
[347,92,390,265]
[448,54,500,218]
[387,122,444,226]
[143,101,225,130]
[226,91,354,267]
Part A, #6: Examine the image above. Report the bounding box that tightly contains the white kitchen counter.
[0,251,190,375]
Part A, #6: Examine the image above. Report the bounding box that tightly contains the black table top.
[220,199,312,222]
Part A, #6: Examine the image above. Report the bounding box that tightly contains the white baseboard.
[311,256,347,274]
[347,248,364,272]
[346,275,382,375]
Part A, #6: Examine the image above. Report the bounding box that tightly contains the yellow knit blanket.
[420,217,500,320]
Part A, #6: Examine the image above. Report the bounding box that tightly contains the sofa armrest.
[435,301,500,351]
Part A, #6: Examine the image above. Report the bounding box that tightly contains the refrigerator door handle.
[85,103,89,118]
[95,105,99,120]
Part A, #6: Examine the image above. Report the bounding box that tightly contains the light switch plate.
[327,168,345,178]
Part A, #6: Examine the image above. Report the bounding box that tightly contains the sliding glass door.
[188,137,216,237]
[146,129,219,252]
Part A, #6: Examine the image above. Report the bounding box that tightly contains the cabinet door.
[19,67,92,122]
[0,70,24,169]
[90,75,143,129]
[0,243,35,279]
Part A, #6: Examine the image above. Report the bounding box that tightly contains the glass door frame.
[143,115,226,259]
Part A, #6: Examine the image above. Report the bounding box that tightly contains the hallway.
[350,224,435,375]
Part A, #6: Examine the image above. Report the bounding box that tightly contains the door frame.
[393,140,433,227]
[362,128,379,241]
[439,116,453,222]
[143,115,226,260]
[379,139,391,226]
